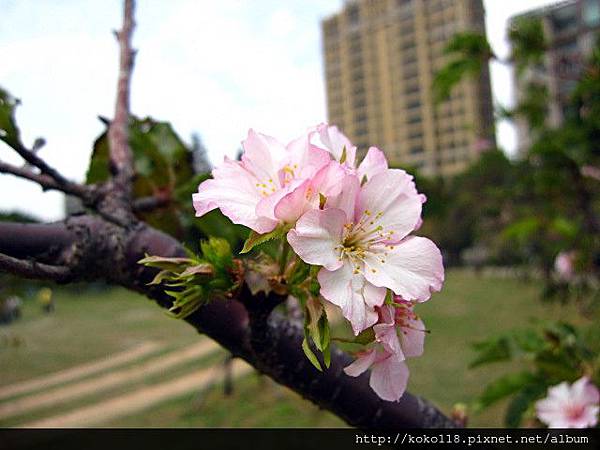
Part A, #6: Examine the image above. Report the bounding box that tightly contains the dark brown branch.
[0,252,71,282]
[133,194,171,213]
[9,143,72,189]
[108,0,136,200]
[0,160,94,200]
[0,218,456,429]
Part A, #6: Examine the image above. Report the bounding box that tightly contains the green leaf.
[138,255,194,271]
[432,32,493,103]
[85,116,198,240]
[317,313,330,352]
[240,225,289,254]
[177,263,214,279]
[534,350,579,381]
[147,270,173,286]
[509,16,546,76]
[0,87,23,149]
[322,343,331,369]
[475,372,537,411]
[469,336,512,368]
[302,338,322,372]
[512,329,545,353]
[339,146,347,164]
[504,383,547,427]
[200,237,233,270]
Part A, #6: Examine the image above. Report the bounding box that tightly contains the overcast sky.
[0,0,559,221]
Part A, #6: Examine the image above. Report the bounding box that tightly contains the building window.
[347,4,360,24]
[406,98,421,109]
[550,5,578,35]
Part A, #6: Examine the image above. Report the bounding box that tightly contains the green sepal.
[240,225,290,254]
[302,337,323,372]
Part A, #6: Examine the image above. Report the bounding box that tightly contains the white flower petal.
[363,236,444,302]
[356,169,422,242]
[287,209,346,270]
[357,146,388,181]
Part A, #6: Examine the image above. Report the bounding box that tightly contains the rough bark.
[0,218,456,429]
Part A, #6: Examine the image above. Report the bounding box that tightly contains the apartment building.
[321,0,495,176]
[511,0,600,153]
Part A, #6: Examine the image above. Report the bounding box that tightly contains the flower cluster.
[193,124,444,401]
[535,377,599,428]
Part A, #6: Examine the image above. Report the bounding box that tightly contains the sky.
[0,0,560,221]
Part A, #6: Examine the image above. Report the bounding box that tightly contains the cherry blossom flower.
[193,129,334,233]
[313,123,388,181]
[536,377,599,428]
[344,347,409,402]
[288,169,444,334]
[554,251,576,281]
[344,301,426,401]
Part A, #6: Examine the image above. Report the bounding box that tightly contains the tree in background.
[433,18,600,427]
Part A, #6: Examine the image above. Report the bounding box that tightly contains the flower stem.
[280,240,291,275]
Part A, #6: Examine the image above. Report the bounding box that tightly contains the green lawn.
[0,270,586,427]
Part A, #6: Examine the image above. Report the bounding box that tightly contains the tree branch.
[0,160,94,200]
[0,252,71,282]
[132,194,171,213]
[0,218,457,429]
[9,143,73,190]
[108,0,136,200]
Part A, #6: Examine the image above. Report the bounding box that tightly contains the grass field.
[0,270,587,427]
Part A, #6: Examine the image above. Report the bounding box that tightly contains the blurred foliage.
[433,20,600,428]
[0,86,23,150]
[470,320,599,427]
[508,17,547,76]
[432,32,493,103]
[430,30,600,306]
[85,117,248,250]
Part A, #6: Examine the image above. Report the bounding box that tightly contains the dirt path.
[22,359,252,427]
[0,341,163,401]
[0,340,220,420]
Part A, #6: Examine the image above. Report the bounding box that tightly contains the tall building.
[511,0,600,153]
[321,0,495,177]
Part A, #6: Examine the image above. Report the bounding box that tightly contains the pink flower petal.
[274,162,347,224]
[363,236,444,302]
[370,354,410,402]
[357,147,388,181]
[193,158,277,233]
[285,134,332,179]
[318,266,381,334]
[400,316,425,358]
[326,174,360,222]
[356,169,422,242]
[256,178,303,222]
[287,209,346,271]
[344,348,377,377]
[241,129,287,182]
[374,306,404,358]
[316,123,356,167]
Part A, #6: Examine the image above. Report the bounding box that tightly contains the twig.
[133,194,171,213]
[108,0,136,199]
[0,160,93,200]
[10,142,72,188]
[0,252,71,282]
